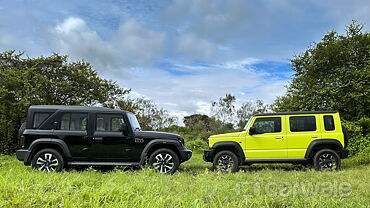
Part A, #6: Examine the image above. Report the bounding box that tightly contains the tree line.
[0,21,369,155]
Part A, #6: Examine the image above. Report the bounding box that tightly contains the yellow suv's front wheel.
[213,150,239,173]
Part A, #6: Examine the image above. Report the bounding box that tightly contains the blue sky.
[0,0,369,119]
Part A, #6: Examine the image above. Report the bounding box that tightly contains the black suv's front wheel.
[213,150,239,173]
[31,148,64,172]
[313,149,341,171]
[149,148,179,174]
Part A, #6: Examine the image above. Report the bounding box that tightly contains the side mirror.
[119,123,128,135]
[249,127,256,135]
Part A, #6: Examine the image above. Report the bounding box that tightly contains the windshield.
[243,116,254,131]
[127,113,141,131]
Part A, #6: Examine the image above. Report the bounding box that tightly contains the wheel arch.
[211,141,245,163]
[305,139,343,161]
[24,139,71,165]
[140,139,182,165]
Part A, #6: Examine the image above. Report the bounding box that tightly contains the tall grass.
[0,152,369,207]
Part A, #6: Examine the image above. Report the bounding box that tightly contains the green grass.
[0,152,369,208]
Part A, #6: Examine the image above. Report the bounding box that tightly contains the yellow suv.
[203,111,349,172]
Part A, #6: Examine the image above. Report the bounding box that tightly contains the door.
[245,116,287,159]
[54,112,90,160]
[286,115,321,158]
[89,113,133,162]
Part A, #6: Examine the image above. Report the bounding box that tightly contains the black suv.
[16,105,192,174]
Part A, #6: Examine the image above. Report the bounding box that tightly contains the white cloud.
[177,33,217,60]
[50,17,166,76]
[106,59,289,124]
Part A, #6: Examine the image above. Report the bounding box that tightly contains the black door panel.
[89,131,132,161]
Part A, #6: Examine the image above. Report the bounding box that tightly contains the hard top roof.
[255,111,338,116]
[29,105,129,113]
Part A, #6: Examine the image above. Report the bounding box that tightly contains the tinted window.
[33,113,52,128]
[252,117,281,134]
[290,116,316,132]
[324,115,335,131]
[60,113,87,131]
[96,114,124,132]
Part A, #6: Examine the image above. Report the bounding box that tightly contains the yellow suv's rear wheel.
[313,149,341,171]
[213,150,239,173]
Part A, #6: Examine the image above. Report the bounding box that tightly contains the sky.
[0,0,369,121]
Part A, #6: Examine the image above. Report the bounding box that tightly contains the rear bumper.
[339,148,349,159]
[179,147,192,162]
[16,149,29,162]
[203,149,215,162]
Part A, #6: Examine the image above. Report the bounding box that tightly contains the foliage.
[185,139,208,151]
[236,99,270,129]
[183,114,223,131]
[0,153,370,207]
[273,21,370,155]
[211,93,236,124]
[342,119,370,155]
[0,51,128,154]
[273,21,370,121]
[212,94,270,129]
[116,98,177,130]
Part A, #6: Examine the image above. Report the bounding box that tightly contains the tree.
[116,98,177,130]
[273,21,370,121]
[183,114,223,131]
[236,99,270,129]
[211,94,236,124]
[0,51,129,154]
[272,21,370,155]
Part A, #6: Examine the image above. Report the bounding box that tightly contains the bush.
[342,119,370,156]
[186,139,208,151]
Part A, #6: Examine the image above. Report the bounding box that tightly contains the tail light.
[19,135,25,147]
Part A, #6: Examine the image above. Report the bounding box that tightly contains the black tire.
[31,149,65,172]
[148,148,179,174]
[213,150,239,173]
[313,149,341,171]
[18,122,26,145]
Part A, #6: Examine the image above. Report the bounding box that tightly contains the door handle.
[312,136,318,139]
[93,137,103,141]
[275,137,282,139]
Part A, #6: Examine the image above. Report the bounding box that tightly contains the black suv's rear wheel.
[149,148,179,174]
[313,149,340,171]
[213,150,239,173]
[31,149,64,172]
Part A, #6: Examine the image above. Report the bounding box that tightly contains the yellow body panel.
[208,112,344,160]
[245,115,287,159]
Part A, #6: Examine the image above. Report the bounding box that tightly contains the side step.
[68,161,140,166]
[242,158,307,164]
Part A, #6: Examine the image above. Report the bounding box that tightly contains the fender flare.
[139,139,182,165]
[304,139,343,159]
[211,141,245,162]
[24,138,72,164]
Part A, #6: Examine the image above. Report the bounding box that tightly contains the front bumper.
[179,147,192,162]
[203,149,215,162]
[339,148,349,159]
[16,149,29,161]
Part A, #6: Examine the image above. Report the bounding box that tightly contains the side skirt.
[241,158,307,165]
[68,161,140,166]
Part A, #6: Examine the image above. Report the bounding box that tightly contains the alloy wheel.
[217,154,234,173]
[35,153,59,172]
[318,153,337,171]
[152,153,175,174]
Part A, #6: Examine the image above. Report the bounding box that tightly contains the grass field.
[0,152,369,208]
